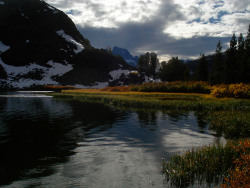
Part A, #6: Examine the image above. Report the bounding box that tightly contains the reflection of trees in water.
[194,111,209,133]
[162,110,189,122]
[135,109,190,131]
[134,108,210,135]
[136,110,157,129]
[0,98,126,186]
[161,109,209,133]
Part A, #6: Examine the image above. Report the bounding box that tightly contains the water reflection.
[0,94,221,187]
[163,110,189,122]
[136,109,158,130]
[0,96,126,186]
[194,111,209,133]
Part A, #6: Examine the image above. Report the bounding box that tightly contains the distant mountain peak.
[112,46,138,67]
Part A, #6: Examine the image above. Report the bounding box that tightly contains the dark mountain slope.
[58,49,131,85]
[0,0,91,67]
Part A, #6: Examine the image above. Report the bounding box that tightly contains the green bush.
[130,81,211,94]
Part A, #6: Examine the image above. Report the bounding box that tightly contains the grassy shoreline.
[49,89,250,111]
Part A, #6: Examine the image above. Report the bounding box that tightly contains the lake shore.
[48,88,250,187]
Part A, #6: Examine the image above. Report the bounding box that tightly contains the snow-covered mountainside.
[0,0,140,89]
[112,46,138,67]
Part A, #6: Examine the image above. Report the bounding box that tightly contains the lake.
[0,92,222,187]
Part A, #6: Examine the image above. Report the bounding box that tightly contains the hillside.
[0,0,140,89]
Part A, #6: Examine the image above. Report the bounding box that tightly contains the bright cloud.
[164,0,250,39]
[45,0,161,28]
[45,0,250,38]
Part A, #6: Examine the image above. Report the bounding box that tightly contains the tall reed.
[207,111,250,139]
[162,140,248,187]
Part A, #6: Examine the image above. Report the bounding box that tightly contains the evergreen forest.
[137,24,250,84]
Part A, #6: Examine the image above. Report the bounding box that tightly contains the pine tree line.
[141,24,250,84]
[209,25,250,84]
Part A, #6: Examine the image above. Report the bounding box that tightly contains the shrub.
[221,139,250,188]
[211,83,250,98]
[130,81,211,94]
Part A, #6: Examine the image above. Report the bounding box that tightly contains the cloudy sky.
[45,0,250,61]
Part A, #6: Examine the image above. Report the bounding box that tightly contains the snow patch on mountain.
[56,30,84,54]
[0,58,73,88]
[47,5,55,10]
[73,82,109,89]
[72,69,134,89]
[109,69,130,80]
[0,41,10,53]
[46,60,73,76]
[125,59,137,67]
[93,82,109,88]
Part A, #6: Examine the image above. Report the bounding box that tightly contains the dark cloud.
[79,24,230,59]
[164,37,231,56]
[77,1,229,59]
[78,1,179,48]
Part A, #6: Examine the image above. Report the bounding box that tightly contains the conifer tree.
[244,24,250,82]
[210,40,224,84]
[236,33,245,82]
[137,52,159,77]
[159,57,189,81]
[225,33,237,83]
[137,52,150,75]
[148,52,158,78]
[196,53,208,81]
[245,24,250,51]
[237,33,245,51]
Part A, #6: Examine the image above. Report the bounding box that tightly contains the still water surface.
[0,92,220,187]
